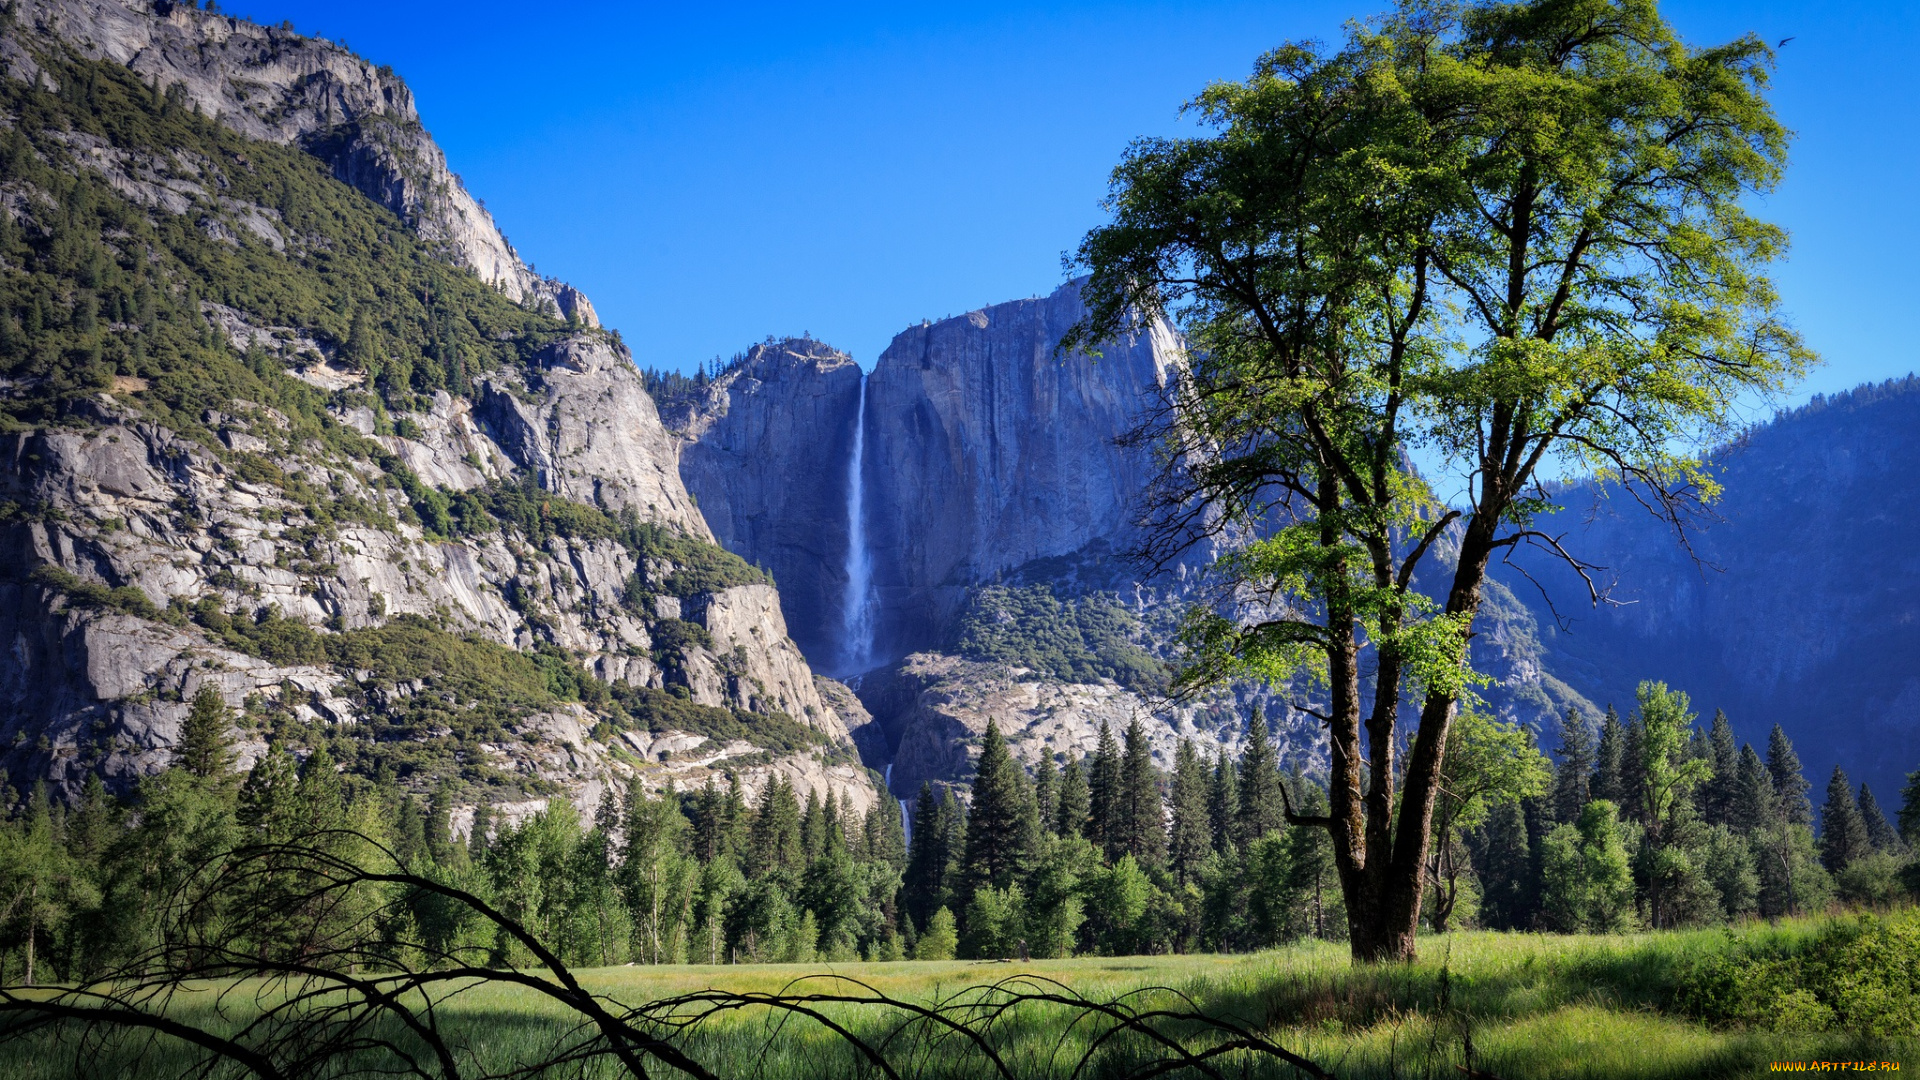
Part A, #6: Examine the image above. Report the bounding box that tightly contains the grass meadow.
[1,918,1912,1079]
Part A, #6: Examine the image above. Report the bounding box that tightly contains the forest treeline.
[0,680,1913,981]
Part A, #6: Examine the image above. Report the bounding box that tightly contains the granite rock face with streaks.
[665,338,864,666]
[0,0,874,820]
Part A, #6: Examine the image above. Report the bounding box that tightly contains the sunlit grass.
[2,920,1913,1078]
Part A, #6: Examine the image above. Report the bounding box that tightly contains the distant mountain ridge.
[1482,375,1920,799]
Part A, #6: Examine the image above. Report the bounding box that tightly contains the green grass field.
[2,919,1912,1079]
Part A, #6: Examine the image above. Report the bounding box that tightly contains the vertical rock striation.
[862,281,1180,661]
[665,338,865,666]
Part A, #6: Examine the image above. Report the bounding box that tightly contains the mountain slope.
[0,1,876,822]
[1490,378,1920,799]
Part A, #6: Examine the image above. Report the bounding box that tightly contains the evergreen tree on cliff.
[174,685,236,780]
[1065,0,1807,960]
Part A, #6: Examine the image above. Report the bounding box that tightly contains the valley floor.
[3,919,1913,1079]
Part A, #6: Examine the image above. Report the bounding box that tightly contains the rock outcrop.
[7,0,592,319]
[0,0,875,822]
[666,283,1308,802]
[1484,377,1920,801]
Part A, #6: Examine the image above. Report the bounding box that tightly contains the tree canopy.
[1067,0,1811,961]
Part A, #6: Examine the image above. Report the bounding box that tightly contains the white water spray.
[841,371,876,674]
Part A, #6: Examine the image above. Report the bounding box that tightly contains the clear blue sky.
[221,0,1917,400]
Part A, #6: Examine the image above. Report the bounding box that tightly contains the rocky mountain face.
[6,0,592,322]
[0,0,877,825]
[861,286,1180,660]
[1486,378,1920,801]
[665,282,1302,798]
[660,337,863,669]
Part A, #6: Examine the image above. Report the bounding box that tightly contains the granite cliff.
[664,283,1301,798]
[0,0,877,824]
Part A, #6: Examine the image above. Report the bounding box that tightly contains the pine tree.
[1168,739,1211,884]
[1055,755,1090,838]
[862,797,908,872]
[903,783,951,931]
[1237,707,1283,846]
[1701,710,1740,827]
[915,906,958,960]
[1208,748,1238,852]
[1476,800,1536,930]
[175,685,235,779]
[1116,718,1167,870]
[1819,767,1871,874]
[426,786,459,867]
[1591,705,1625,804]
[1086,720,1122,854]
[1033,754,1058,832]
[688,778,730,862]
[1767,725,1813,828]
[1618,715,1647,824]
[1732,743,1775,834]
[801,790,825,863]
[469,802,493,862]
[748,777,803,879]
[1857,784,1903,852]
[1900,769,1920,848]
[960,721,1031,893]
[1549,708,1594,825]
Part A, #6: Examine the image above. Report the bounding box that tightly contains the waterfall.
[841,371,876,674]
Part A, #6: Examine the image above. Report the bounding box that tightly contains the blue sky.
[221,1,1917,403]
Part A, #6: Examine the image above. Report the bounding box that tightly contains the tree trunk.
[1342,518,1500,963]
[24,882,35,986]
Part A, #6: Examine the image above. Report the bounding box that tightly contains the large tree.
[1068,0,1809,960]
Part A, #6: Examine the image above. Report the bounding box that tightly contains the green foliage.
[0,45,573,444]
[1068,0,1813,962]
[28,565,158,619]
[1678,911,1920,1035]
[951,584,1165,692]
[609,685,826,757]
[913,906,957,961]
[1541,800,1637,934]
[174,686,236,779]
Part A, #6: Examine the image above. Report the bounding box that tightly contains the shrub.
[1676,910,1920,1034]
[29,564,159,618]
